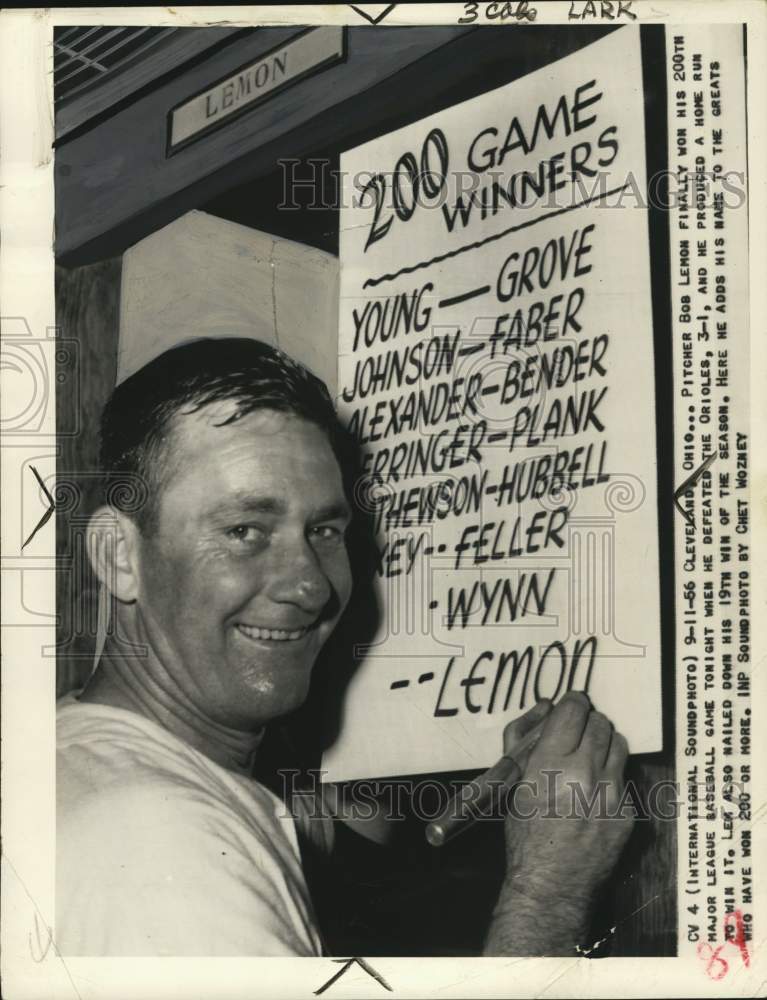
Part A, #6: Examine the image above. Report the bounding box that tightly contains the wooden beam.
[55,26,470,264]
[55,27,246,142]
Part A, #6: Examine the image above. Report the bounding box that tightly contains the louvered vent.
[54,26,177,103]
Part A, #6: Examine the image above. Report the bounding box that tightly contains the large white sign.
[325,28,663,781]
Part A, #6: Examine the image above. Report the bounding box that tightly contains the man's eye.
[226,525,264,544]
[311,524,345,542]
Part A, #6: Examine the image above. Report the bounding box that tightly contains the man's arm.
[311,692,632,957]
[484,691,633,956]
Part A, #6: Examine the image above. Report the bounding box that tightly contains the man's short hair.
[100,337,355,532]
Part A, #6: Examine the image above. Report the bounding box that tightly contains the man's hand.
[485,691,634,956]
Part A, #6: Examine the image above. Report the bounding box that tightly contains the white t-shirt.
[57,695,324,956]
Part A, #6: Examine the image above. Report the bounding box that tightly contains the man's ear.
[86,506,142,603]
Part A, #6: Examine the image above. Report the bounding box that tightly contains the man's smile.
[236,623,315,643]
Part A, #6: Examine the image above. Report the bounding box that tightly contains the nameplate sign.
[168,28,345,151]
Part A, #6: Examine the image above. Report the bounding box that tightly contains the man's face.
[131,405,353,730]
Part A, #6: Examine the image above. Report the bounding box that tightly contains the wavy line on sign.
[362,183,632,288]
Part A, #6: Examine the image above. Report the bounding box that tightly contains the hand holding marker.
[425,699,552,847]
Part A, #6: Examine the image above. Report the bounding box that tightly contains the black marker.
[425,718,546,847]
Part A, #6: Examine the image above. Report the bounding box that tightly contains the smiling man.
[57,337,633,957]
[57,338,355,956]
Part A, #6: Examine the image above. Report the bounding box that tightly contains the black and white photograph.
[1,3,764,998]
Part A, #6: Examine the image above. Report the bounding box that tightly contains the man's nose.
[269,536,331,614]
